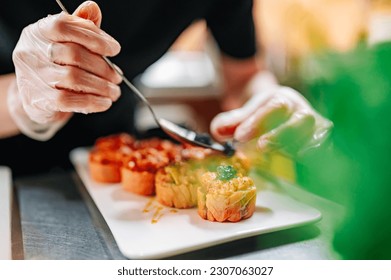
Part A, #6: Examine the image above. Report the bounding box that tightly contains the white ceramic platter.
[70,148,321,259]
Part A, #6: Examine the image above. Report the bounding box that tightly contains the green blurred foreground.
[296,41,391,259]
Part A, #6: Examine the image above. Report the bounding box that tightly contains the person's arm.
[205,0,258,110]
[0,73,19,138]
[220,55,261,111]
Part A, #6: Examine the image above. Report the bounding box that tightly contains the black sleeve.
[0,18,17,74]
[206,0,257,59]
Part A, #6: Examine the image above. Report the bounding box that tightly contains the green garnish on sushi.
[216,165,237,181]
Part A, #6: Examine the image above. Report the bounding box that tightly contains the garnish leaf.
[217,165,237,181]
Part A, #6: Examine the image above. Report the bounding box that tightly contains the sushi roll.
[89,149,123,183]
[89,133,135,183]
[155,144,217,209]
[198,165,256,222]
[121,148,171,195]
[155,162,199,209]
[200,150,251,176]
[94,133,136,151]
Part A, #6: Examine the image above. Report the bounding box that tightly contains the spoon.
[55,0,236,156]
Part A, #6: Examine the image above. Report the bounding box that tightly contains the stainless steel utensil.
[55,0,235,156]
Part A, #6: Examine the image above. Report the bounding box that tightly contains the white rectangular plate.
[70,147,321,259]
[0,166,12,260]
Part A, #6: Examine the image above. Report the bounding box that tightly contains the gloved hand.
[211,71,333,157]
[7,1,122,140]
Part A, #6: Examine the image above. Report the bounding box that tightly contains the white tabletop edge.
[0,166,12,260]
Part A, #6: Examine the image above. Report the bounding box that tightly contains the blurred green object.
[297,42,391,259]
[216,165,238,181]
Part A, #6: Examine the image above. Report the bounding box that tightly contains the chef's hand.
[211,71,333,157]
[7,1,122,140]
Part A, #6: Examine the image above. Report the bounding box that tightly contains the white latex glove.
[211,71,333,157]
[7,1,122,140]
